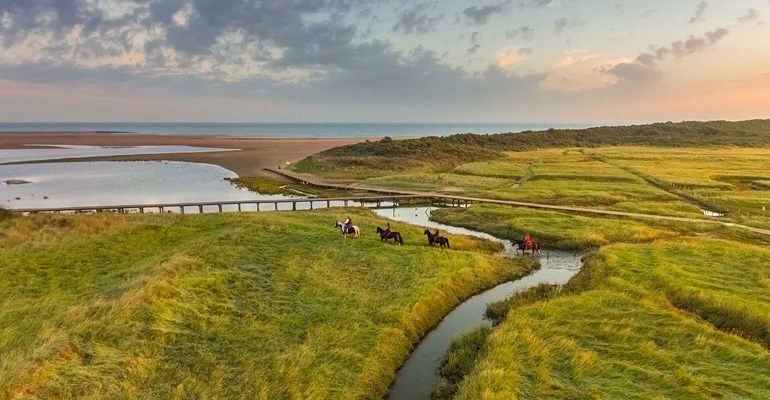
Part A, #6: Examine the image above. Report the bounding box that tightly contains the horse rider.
[383,222,391,237]
[524,233,531,248]
[434,227,441,238]
[343,216,352,234]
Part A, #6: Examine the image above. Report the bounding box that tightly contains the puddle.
[373,206,582,400]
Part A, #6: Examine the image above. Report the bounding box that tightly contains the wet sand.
[0,132,367,177]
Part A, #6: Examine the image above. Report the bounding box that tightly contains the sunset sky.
[0,0,768,123]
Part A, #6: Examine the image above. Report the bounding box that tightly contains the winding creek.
[372,207,584,400]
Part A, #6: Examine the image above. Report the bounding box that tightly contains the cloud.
[463,1,511,26]
[609,28,729,83]
[551,49,597,69]
[738,8,761,24]
[540,50,631,91]
[505,26,534,41]
[392,2,443,35]
[0,0,762,123]
[688,1,708,24]
[606,62,663,83]
[554,17,579,33]
[496,47,531,69]
[524,0,562,8]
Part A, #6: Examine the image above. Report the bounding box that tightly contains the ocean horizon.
[0,122,599,138]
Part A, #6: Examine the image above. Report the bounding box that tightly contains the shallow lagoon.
[0,144,236,165]
[0,161,293,209]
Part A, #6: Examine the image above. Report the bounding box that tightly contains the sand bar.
[0,132,368,176]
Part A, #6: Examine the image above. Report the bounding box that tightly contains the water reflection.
[0,144,236,164]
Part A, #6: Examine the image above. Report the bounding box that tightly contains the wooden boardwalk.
[13,195,428,215]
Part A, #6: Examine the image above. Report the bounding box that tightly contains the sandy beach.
[0,132,367,177]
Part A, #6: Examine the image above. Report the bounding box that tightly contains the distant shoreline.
[0,122,598,138]
[0,132,369,177]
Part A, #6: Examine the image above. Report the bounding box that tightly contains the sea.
[0,122,597,138]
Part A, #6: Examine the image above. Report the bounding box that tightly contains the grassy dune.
[430,205,770,399]
[294,120,770,179]
[0,210,534,399]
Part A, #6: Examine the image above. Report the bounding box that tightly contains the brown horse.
[424,229,450,249]
[377,227,404,245]
[514,240,541,255]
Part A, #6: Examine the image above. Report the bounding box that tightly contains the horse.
[335,221,360,238]
[376,227,404,245]
[424,229,450,249]
[514,239,541,255]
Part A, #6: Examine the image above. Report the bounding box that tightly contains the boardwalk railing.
[12,195,439,215]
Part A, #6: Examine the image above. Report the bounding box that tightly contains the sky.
[0,0,768,123]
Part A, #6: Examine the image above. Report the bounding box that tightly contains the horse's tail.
[446,239,450,249]
[398,233,404,245]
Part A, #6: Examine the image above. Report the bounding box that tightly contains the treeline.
[295,119,770,173]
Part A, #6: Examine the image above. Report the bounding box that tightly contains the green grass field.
[0,210,534,399]
[293,122,770,227]
[299,145,770,228]
[428,205,770,399]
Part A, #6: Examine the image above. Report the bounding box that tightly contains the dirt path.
[268,168,770,237]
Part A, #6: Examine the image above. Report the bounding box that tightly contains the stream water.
[372,207,583,400]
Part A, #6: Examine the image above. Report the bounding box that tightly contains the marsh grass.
[225,176,292,194]
[0,206,15,221]
[485,284,562,325]
[429,205,686,249]
[297,134,770,226]
[455,289,770,400]
[227,176,360,197]
[446,206,770,399]
[0,209,533,399]
[432,328,491,400]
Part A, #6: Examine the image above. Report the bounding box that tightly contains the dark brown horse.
[377,227,404,245]
[515,240,541,255]
[424,229,450,249]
